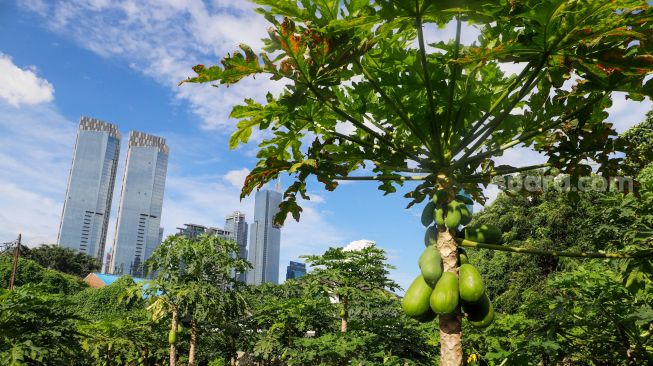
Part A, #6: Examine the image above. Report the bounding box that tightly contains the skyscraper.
[225,211,248,281]
[57,117,121,260]
[286,261,306,280]
[176,223,231,240]
[246,189,282,285]
[110,131,169,276]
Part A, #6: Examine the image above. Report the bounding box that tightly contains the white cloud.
[0,53,54,107]
[606,92,652,133]
[0,103,75,244]
[224,168,250,189]
[19,0,286,130]
[343,239,375,251]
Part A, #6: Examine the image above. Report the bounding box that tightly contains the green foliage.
[246,279,436,365]
[22,244,100,278]
[464,165,653,363]
[143,234,251,321]
[72,276,145,321]
[140,234,252,364]
[283,330,376,365]
[622,111,653,173]
[0,256,86,295]
[78,318,169,366]
[0,285,82,365]
[301,245,399,300]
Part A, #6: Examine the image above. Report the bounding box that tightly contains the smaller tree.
[302,245,399,332]
[621,111,653,174]
[22,244,100,278]
[139,234,251,366]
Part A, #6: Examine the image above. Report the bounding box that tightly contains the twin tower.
[57,116,169,277]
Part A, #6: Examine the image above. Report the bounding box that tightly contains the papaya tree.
[137,234,251,366]
[181,1,653,364]
[302,245,398,332]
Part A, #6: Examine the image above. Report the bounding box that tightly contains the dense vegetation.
[1,139,652,364]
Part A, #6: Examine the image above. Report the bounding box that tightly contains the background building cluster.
[57,116,304,284]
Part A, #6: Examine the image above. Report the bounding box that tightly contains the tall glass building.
[57,117,121,260]
[286,261,306,280]
[246,189,282,285]
[110,131,169,276]
[225,211,248,282]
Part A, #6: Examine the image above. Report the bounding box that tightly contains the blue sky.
[0,0,650,290]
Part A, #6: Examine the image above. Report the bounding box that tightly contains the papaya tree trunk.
[188,317,198,366]
[170,309,178,366]
[340,296,348,332]
[437,229,462,366]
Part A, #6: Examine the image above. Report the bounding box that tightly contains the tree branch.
[452,62,535,156]
[305,83,426,164]
[443,17,462,152]
[457,239,653,259]
[415,3,443,164]
[331,175,428,181]
[454,93,606,169]
[458,58,547,162]
[356,59,432,153]
[461,163,553,182]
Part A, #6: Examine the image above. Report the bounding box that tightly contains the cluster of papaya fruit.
[402,191,503,328]
[169,323,183,345]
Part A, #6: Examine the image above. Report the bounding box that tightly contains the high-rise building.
[225,211,248,281]
[286,261,306,280]
[246,189,282,285]
[176,223,231,240]
[110,131,169,276]
[57,117,121,260]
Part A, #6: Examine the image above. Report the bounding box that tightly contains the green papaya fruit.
[424,225,437,247]
[168,329,177,345]
[339,308,346,318]
[429,272,459,315]
[459,264,484,303]
[459,205,472,226]
[177,324,183,333]
[464,224,503,244]
[435,208,445,226]
[445,201,462,229]
[419,246,443,287]
[402,275,433,319]
[455,194,474,205]
[432,189,448,205]
[463,294,494,328]
[458,248,469,265]
[421,201,435,227]
[416,309,436,323]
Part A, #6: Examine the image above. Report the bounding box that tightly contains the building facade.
[57,117,121,260]
[246,189,282,285]
[176,223,231,240]
[225,211,248,281]
[286,261,307,280]
[110,131,169,277]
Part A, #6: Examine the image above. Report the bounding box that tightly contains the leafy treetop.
[182,0,653,224]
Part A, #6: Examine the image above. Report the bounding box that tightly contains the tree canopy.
[182,0,653,224]
[22,244,100,278]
